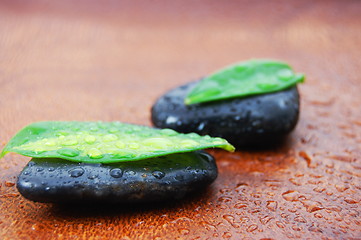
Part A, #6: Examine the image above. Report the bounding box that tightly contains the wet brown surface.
[1,0,361,239]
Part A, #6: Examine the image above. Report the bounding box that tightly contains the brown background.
[1,0,361,239]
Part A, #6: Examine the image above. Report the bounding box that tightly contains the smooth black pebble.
[151,81,300,147]
[17,151,217,203]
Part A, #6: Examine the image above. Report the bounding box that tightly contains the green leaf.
[0,121,234,163]
[185,59,305,105]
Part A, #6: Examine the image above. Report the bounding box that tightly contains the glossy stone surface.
[152,81,300,147]
[16,151,217,203]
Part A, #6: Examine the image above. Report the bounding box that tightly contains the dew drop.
[128,143,140,149]
[48,167,55,172]
[277,69,293,81]
[152,171,165,179]
[115,141,126,148]
[257,82,278,90]
[68,167,85,178]
[87,148,103,159]
[61,137,78,146]
[103,134,118,142]
[160,128,178,136]
[57,148,80,157]
[180,139,198,148]
[84,135,96,144]
[282,190,299,201]
[110,168,123,178]
[143,138,172,148]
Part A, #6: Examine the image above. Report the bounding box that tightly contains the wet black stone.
[151,81,300,147]
[17,151,217,203]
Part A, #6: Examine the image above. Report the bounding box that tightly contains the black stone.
[151,81,300,147]
[17,151,217,203]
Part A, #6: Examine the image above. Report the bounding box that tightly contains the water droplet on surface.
[276,221,285,228]
[301,200,324,212]
[218,196,232,203]
[68,167,85,178]
[4,181,15,187]
[152,171,165,179]
[126,170,136,176]
[335,184,349,192]
[87,148,103,159]
[174,174,184,181]
[260,215,274,225]
[160,128,178,136]
[128,143,140,149]
[103,134,118,142]
[246,224,258,232]
[57,148,80,157]
[110,168,123,178]
[344,197,359,204]
[180,139,198,148]
[266,201,278,211]
[61,137,78,146]
[294,216,307,223]
[36,167,44,172]
[282,190,299,201]
[222,232,232,238]
[178,228,190,235]
[84,135,96,144]
[48,167,55,172]
[234,203,247,209]
[143,138,172,148]
[299,151,312,167]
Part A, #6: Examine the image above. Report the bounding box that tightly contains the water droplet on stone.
[36,167,44,172]
[126,170,136,176]
[68,167,85,178]
[152,171,165,179]
[110,168,123,178]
